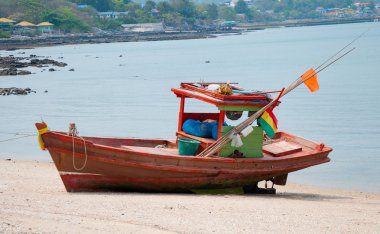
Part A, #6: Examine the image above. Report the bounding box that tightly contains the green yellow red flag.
[258,108,278,138]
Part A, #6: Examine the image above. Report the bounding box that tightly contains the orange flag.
[301,68,319,92]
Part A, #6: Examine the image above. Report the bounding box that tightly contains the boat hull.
[42,131,331,192]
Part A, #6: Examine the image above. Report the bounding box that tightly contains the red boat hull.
[40,130,331,192]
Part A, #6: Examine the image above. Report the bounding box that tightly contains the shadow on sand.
[264,192,353,202]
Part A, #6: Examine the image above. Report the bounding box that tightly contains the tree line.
[1,0,372,33]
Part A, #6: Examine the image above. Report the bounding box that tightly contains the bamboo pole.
[197,47,355,157]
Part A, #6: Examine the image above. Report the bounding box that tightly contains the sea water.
[1,22,379,192]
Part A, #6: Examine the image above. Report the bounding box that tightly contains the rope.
[0,134,37,143]
[70,126,88,171]
[0,131,37,136]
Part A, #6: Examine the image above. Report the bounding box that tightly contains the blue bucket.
[178,138,200,156]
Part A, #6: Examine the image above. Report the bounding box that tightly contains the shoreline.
[0,17,378,51]
[0,31,219,51]
[1,159,379,233]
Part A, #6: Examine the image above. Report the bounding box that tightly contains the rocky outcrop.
[0,55,67,76]
[0,87,36,95]
[30,59,67,67]
[0,67,31,76]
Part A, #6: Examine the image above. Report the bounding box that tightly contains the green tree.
[219,6,236,21]
[161,12,184,27]
[17,0,47,22]
[79,0,111,12]
[43,7,90,32]
[97,17,121,30]
[157,1,173,14]
[206,3,218,20]
[171,0,196,19]
[111,0,126,11]
[135,9,155,23]
[234,0,249,14]
[124,2,141,18]
[117,14,138,24]
[143,0,156,12]
[0,30,11,38]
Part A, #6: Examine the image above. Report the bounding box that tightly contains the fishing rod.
[314,28,369,72]
[197,46,356,157]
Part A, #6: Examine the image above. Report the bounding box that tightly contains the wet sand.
[0,160,379,233]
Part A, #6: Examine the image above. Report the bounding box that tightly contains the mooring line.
[0,134,37,143]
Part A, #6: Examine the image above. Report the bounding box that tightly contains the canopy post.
[178,96,185,132]
[218,110,225,140]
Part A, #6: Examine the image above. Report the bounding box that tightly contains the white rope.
[0,134,37,143]
[71,127,88,171]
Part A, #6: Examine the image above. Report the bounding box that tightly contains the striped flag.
[258,108,278,138]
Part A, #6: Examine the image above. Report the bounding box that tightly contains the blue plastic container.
[178,138,200,156]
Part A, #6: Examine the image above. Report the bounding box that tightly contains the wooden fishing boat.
[36,82,332,193]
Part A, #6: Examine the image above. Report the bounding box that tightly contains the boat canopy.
[171,82,279,111]
[172,82,281,155]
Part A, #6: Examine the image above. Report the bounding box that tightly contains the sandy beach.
[0,160,379,233]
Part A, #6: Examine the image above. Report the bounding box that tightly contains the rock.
[30,58,67,67]
[0,67,17,75]
[69,68,75,71]
[205,60,210,63]
[0,55,68,76]
[17,70,32,75]
[119,55,123,57]
[0,87,35,96]
[0,67,31,76]
[49,68,55,72]
[44,90,48,93]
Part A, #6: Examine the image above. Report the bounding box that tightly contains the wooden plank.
[121,145,180,156]
[263,141,302,157]
[176,131,215,145]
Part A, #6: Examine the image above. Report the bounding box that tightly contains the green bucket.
[178,138,200,156]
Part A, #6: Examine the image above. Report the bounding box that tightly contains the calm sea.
[1,22,379,192]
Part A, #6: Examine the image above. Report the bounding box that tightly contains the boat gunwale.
[42,130,332,164]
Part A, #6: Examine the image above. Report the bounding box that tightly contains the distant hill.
[0,0,96,32]
[0,0,376,33]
